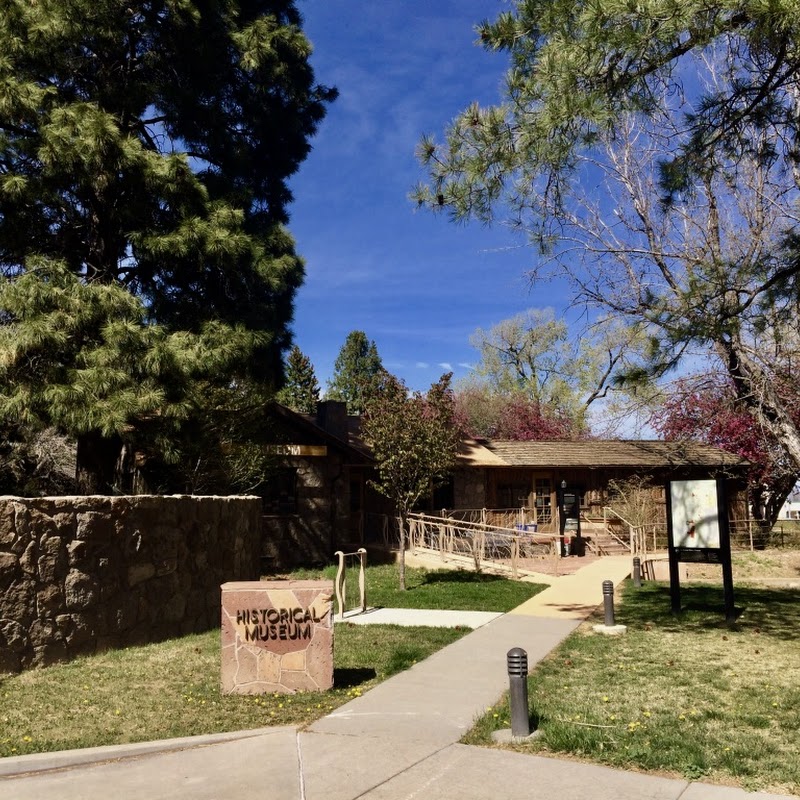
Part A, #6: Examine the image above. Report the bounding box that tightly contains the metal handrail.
[334,548,367,620]
[406,511,563,580]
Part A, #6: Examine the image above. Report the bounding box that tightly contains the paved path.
[2,556,796,800]
[337,607,503,627]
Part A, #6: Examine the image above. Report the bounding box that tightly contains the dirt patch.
[685,548,800,584]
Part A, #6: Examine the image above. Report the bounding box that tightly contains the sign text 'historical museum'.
[221,580,334,694]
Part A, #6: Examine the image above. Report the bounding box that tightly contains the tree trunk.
[721,339,800,472]
[717,339,800,543]
[398,513,407,591]
[75,431,123,495]
[763,472,798,530]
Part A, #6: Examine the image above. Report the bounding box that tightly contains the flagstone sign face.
[220,580,334,694]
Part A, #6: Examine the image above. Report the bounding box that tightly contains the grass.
[768,521,800,550]
[686,547,800,584]
[732,548,800,580]
[466,580,800,796]
[0,564,541,757]
[0,623,465,757]
[282,563,548,612]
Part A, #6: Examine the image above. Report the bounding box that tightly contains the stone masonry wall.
[453,468,486,510]
[261,454,347,569]
[0,495,261,673]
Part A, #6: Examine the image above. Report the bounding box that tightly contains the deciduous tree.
[469,309,647,431]
[651,377,799,530]
[362,373,460,589]
[415,0,800,478]
[453,382,579,440]
[0,0,335,492]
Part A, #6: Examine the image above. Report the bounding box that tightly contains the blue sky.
[287,0,565,392]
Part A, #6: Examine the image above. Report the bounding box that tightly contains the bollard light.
[603,580,615,627]
[507,647,530,738]
[632,557,642,588]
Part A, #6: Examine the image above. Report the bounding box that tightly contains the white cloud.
[416,361,430,369]
[438,362,453,371]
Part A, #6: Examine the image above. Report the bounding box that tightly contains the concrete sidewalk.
[510,555,634,618]
[2,557,796,800]
[337,606,503,628]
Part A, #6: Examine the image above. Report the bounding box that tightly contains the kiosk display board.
[669,479,721,554]
[665,477,735,621]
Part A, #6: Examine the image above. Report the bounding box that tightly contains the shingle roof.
[272,402,747,471]
[458,439,748,469]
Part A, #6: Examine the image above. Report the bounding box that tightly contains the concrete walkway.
[337,606,503,628]
[2,556,796,800]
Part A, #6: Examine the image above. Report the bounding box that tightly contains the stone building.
[260,401,388,569]
[262,404,750,564]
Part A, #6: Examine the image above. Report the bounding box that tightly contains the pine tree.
[277,345,320,414]
[326,331,384,415]
[0,0,335,492]
[414,0,800,482]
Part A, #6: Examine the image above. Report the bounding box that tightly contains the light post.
[559,479,584,557]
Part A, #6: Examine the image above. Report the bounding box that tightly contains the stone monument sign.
[220,580,334,694]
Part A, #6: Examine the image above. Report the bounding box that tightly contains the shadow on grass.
[619,582,800,640]
[417,570,508,587]
[333,667,377,688]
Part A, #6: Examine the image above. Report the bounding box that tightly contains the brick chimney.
[316,400,348,442]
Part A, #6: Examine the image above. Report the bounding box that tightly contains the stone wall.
[261,454,348,569]
[0,494,261,673]
[453,468,486,509]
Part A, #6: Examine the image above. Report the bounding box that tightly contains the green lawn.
[283,563,548,611]
[0,564,542,757]
[0,623,466,758]
[467,580,800,796]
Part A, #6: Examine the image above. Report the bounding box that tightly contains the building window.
[432,476,455,511]
[534,478,552,523]
[263,468,297,515]
[497,482,530,509]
